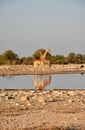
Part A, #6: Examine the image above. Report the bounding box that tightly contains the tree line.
[0,49,85,65]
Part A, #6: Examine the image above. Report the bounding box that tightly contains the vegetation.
[0,50,20,65]
[32,49,51,60]
[0,49,85,65]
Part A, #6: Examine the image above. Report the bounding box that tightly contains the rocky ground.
[0,89,85,130]
[0,64,85,76]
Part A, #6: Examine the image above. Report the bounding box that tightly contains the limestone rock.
[37,96,45,103]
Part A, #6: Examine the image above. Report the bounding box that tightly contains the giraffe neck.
[40,50,48,60]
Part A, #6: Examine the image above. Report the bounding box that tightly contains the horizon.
[0,49,85,58]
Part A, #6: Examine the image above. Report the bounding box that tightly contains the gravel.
[0,89,85,130]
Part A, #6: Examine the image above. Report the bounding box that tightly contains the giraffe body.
[33,49,51,73]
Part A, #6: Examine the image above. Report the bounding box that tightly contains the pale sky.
[0,0,85,57]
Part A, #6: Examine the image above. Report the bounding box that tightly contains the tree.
[0,55,5,65]
[66,52,76,63]
[1,50,19,65]
[50,55,66,64]
[21,57,34,65]
[50,56,56,64]
[32,49,41,59]
[75,54,83,64]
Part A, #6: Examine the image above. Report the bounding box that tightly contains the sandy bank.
[0,64,85,76]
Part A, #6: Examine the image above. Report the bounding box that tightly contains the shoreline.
[0,88,85,91]
[0,64,85,76]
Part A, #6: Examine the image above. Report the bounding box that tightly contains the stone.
[27,101,31,106]
[8,96,14,100]
[15,103,19,106]
[68,99,73,103]
[37,96,45,103]
[67,91,75,96]
[47,98,54,102]
[19,94,27,101]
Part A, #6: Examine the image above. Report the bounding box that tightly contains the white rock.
[67,91,75,96]
[38,96,45,103]
[19,94,27,101]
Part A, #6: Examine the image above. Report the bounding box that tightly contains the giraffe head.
[46,48,51,52]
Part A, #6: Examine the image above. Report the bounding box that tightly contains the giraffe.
[40,49,51,68]
[33,59,43,74]
[34,59,51,68]
[33,49,51,68]
[39,48,51,60]
[34,59,43,68]
[34,49,50,66]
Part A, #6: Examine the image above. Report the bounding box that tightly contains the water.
[0,74,85,89]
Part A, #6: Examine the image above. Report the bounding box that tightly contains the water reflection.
[0,74,85,89]
[32,75,51,90]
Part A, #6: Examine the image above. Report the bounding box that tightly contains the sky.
[0,0,85,57]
